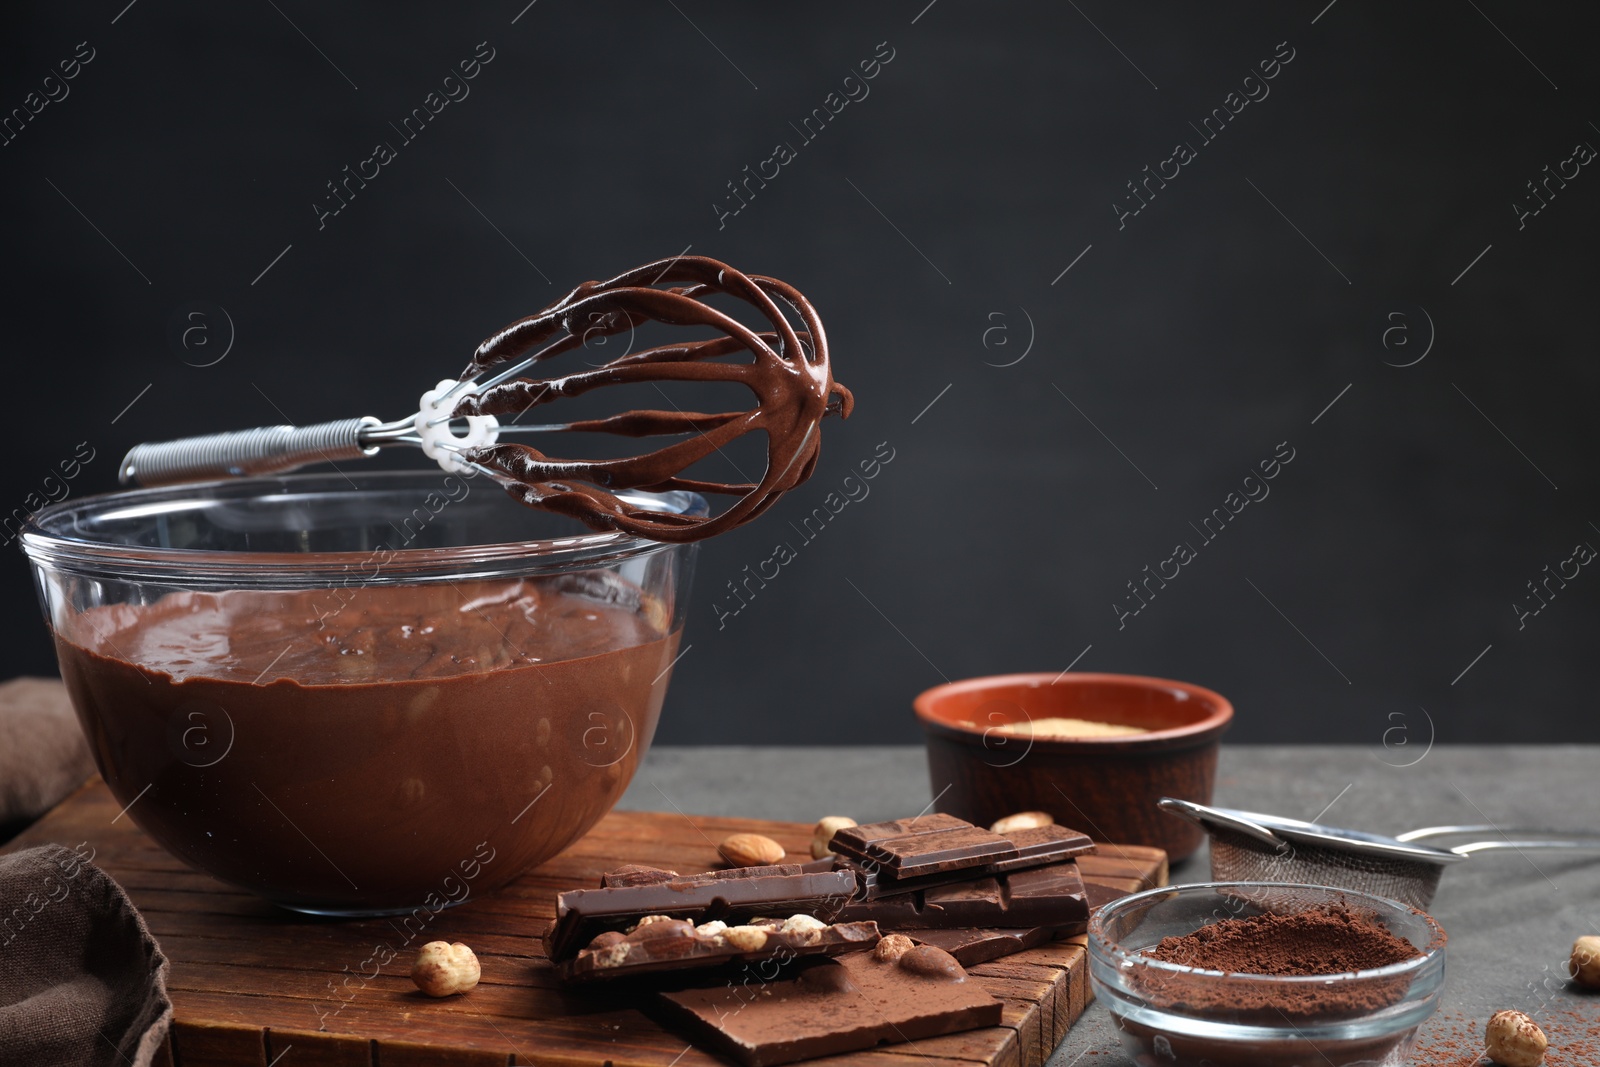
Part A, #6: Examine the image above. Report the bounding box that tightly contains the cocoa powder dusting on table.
[1413,1006,1600,1066]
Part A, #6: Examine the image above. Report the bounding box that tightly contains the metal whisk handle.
[118,417,381,487]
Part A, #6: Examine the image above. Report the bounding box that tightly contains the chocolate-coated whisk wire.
[117,255,852,543]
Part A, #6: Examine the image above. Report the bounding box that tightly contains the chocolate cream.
[55,578,679,913]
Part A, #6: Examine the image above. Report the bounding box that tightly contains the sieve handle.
[1449,839,1600,856]
[1400,824,1600,842]
[118,418,381,487]
[1398,824,1600,854]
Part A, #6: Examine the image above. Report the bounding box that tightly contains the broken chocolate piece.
[991,823,1096,870]
[847,822,1097,898]
[601,864,679,888]
[829,814,971,850]
[835,860,1088,930]
[1084,880,1131,911]
[560,916,880,983]
[909,927,1061,967]
[546,865,857,961]
[655,944,1002,1066]
[830,815,1014,877]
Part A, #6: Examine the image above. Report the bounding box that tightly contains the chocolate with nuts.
[544,864,856,961]
[560,915,880,983]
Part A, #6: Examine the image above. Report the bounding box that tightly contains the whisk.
[118,256,853,542]
[1159,797,1600,909]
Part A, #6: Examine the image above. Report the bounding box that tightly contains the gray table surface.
[619,745,1600,1066]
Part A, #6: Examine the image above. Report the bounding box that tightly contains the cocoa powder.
[1134,906,1424,1022]
[1148,906,1423,976]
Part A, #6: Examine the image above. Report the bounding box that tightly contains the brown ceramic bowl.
[914,673,1233,862]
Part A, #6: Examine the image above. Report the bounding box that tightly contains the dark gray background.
[3,2,1595,744]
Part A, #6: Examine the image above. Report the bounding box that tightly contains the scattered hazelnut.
[411,941,480,997]
[719,832,785,868]
[874,933,917,962]
[723,925,770,952]
[1570,935,1600,988]
[990,811,1054,835]
[1485,1009,1546,1067]
[810,816,858,860]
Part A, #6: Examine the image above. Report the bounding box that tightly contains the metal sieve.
[1158,797,1600,909]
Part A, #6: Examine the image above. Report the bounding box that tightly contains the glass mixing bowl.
[21,470,702,916]
[1089,882,1447,1067]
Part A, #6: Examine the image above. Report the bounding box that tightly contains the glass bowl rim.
[1088,880,1448,984]
[19,470,707,583]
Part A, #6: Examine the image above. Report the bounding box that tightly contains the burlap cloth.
[0,844,172,1065]
[0,678,96,838]
[1,676,171,1065]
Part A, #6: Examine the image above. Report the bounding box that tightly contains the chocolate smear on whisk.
[453,255,852,542]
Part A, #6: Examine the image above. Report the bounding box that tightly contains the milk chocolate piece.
[560,916,880,983]
[546,865,857,961]
[910,927,1059,966]
[835,860,1088,930]
[655,945,1002,1067]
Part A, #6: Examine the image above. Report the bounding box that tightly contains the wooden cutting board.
[3,777,1167,1067]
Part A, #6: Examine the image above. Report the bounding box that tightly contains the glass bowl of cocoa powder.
[1088,882,1446,1067]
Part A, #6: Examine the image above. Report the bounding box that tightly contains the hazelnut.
[1570,935,1600,988]
[810,816,858,860]
[874,933,917,962]
[719,832,785,867]
[594,939,631,968]
[990,811,1054,835]
[723,925,770,952]
[411,941,480,997]
[1485,1009,1546,1067]
[779,913,827,944]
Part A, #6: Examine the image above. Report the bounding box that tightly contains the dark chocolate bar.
[835,860,1088,930]
[560,915,879,983]
[991,823,1096,870]
[829,813,971,849]
[909,926,1062,966]
[545,864,857,961]
[831,814,1015,877]
[655,942,1002,1067]
[600,864,680,888]
[1084,879,1130,910]
[847,823,1097,898]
